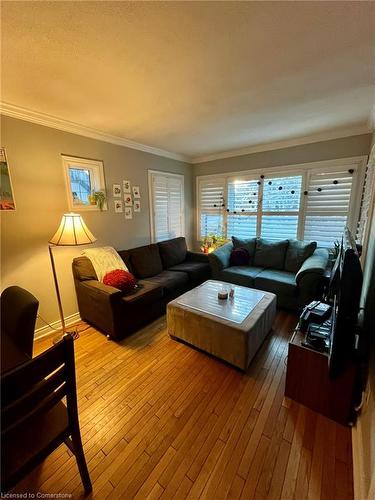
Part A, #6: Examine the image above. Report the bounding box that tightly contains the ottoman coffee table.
[167,280,276,371]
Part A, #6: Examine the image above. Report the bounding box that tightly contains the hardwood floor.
[14,311,353,499]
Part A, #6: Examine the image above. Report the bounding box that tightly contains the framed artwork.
[113,184,122,197]
[124,194,133,207]
[123,180,131,193]
[62,155,107,211]
[125,207,133,219]
[132,186,140,198]
[134,200,141,212]
[0,148,16,210]
[114,200,123,213]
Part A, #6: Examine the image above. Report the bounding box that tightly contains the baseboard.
[352,417,370,500]
[35,312,81,340]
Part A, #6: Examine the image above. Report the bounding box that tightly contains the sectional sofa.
[72,237,210,340]
[208,237,329,310]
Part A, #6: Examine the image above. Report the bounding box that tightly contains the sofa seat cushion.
[253,238,289,270]
[121,280,163,306]
[126,244,163,279]
[143,270,189,294]
[158,237,187,268]
[220,266,264,287]
[253,269,297,297]
[167,261,211,284]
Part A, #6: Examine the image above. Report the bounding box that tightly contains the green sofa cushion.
[253,238,288,270]
[231,237,257,263]
[220,266,264,287]
[254,269,297,297]
[284,240,317,273]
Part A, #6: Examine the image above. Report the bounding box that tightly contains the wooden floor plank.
[11,311,353,500]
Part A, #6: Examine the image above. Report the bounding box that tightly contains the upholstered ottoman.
[167,280,276,371]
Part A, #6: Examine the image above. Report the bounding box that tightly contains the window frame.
[62,155,107,211]
[196,155,367,245]
[148,169,185,243]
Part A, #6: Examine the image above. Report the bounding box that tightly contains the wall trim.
[35,312,81,340]
[0,101,189,163]
[190,126,372,164]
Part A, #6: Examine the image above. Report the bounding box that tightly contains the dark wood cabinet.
[285,329,357,426]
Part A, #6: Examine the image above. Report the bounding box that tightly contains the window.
[149,171,184,243]
[62,155,107,211]
[197,156,366,247]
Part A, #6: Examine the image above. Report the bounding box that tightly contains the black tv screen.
[328,228,363,378]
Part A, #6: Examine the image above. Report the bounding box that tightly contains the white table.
[167,280,276,370]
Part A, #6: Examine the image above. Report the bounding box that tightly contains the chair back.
[0,286,39,356]
[1,334,77,438]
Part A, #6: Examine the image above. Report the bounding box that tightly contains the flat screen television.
[328,227,363,378]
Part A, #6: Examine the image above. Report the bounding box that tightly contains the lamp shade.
[49,213,97,246]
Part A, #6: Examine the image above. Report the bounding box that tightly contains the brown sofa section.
[72,237,211,340]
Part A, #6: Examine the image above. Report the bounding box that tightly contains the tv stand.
[285,326,357,426]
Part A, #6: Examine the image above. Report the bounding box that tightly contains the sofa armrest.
[186,251,209,263]
[80,280,123,300]
[208,242,233,277]
[295,248,329,284]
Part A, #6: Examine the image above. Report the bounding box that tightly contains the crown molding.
[0,102,190,163]
[190,125,373,164]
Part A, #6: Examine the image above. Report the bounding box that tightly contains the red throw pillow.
[230,247,250,266]
[103,269,137,292]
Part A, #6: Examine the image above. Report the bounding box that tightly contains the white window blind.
[357,159,375,245]
[227,179,258,239]
[261,175,302,240]
[149,171,184,243]
[199,178,225,237]
[304,169,354,247]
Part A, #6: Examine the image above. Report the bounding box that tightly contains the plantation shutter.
[304,169,355,247]
[260,175,302,240]
[357,158,375,246]
[150,172,184,242]
[227,179,258,239]
[199,178,225,237]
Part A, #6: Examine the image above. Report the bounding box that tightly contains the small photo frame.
[134,200,141,212]
[114,200,123,213]
[124,195,133,206]
[0,147,16,210]
[125,207,132,219]
[113,184,121,197]
[132,186,140,198]
[123,180,131,193]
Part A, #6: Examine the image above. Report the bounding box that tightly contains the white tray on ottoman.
[167,280,276,371]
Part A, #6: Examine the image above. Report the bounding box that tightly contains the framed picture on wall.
[123,180,131,193]
[0,148,16,210]
[132,186,140,198]
[114,200,123,213]
[124,194,133,206]
[125,207,132,219]
[113,184,122,197]
[134,200,141,212]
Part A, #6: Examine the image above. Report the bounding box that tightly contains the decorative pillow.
[103,269,137,292]
[253,238,288,270]
[284,240,317,273]
[230,247,250,266]
[158,237,187,268]
[231,237,256,263]
[128,244,163,278]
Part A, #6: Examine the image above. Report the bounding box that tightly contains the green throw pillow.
[253,238,288,270]
[231,237,256,263]
[284,240,317,273]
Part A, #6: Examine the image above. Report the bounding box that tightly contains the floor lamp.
[49,213,96,339]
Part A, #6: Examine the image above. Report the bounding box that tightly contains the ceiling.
[1,1,375,161]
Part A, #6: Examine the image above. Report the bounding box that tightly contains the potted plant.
[200,233,227,253]
[92,190,106,211]
[328,240,341,268]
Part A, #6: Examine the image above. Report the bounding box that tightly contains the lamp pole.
[48,245,66,335]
